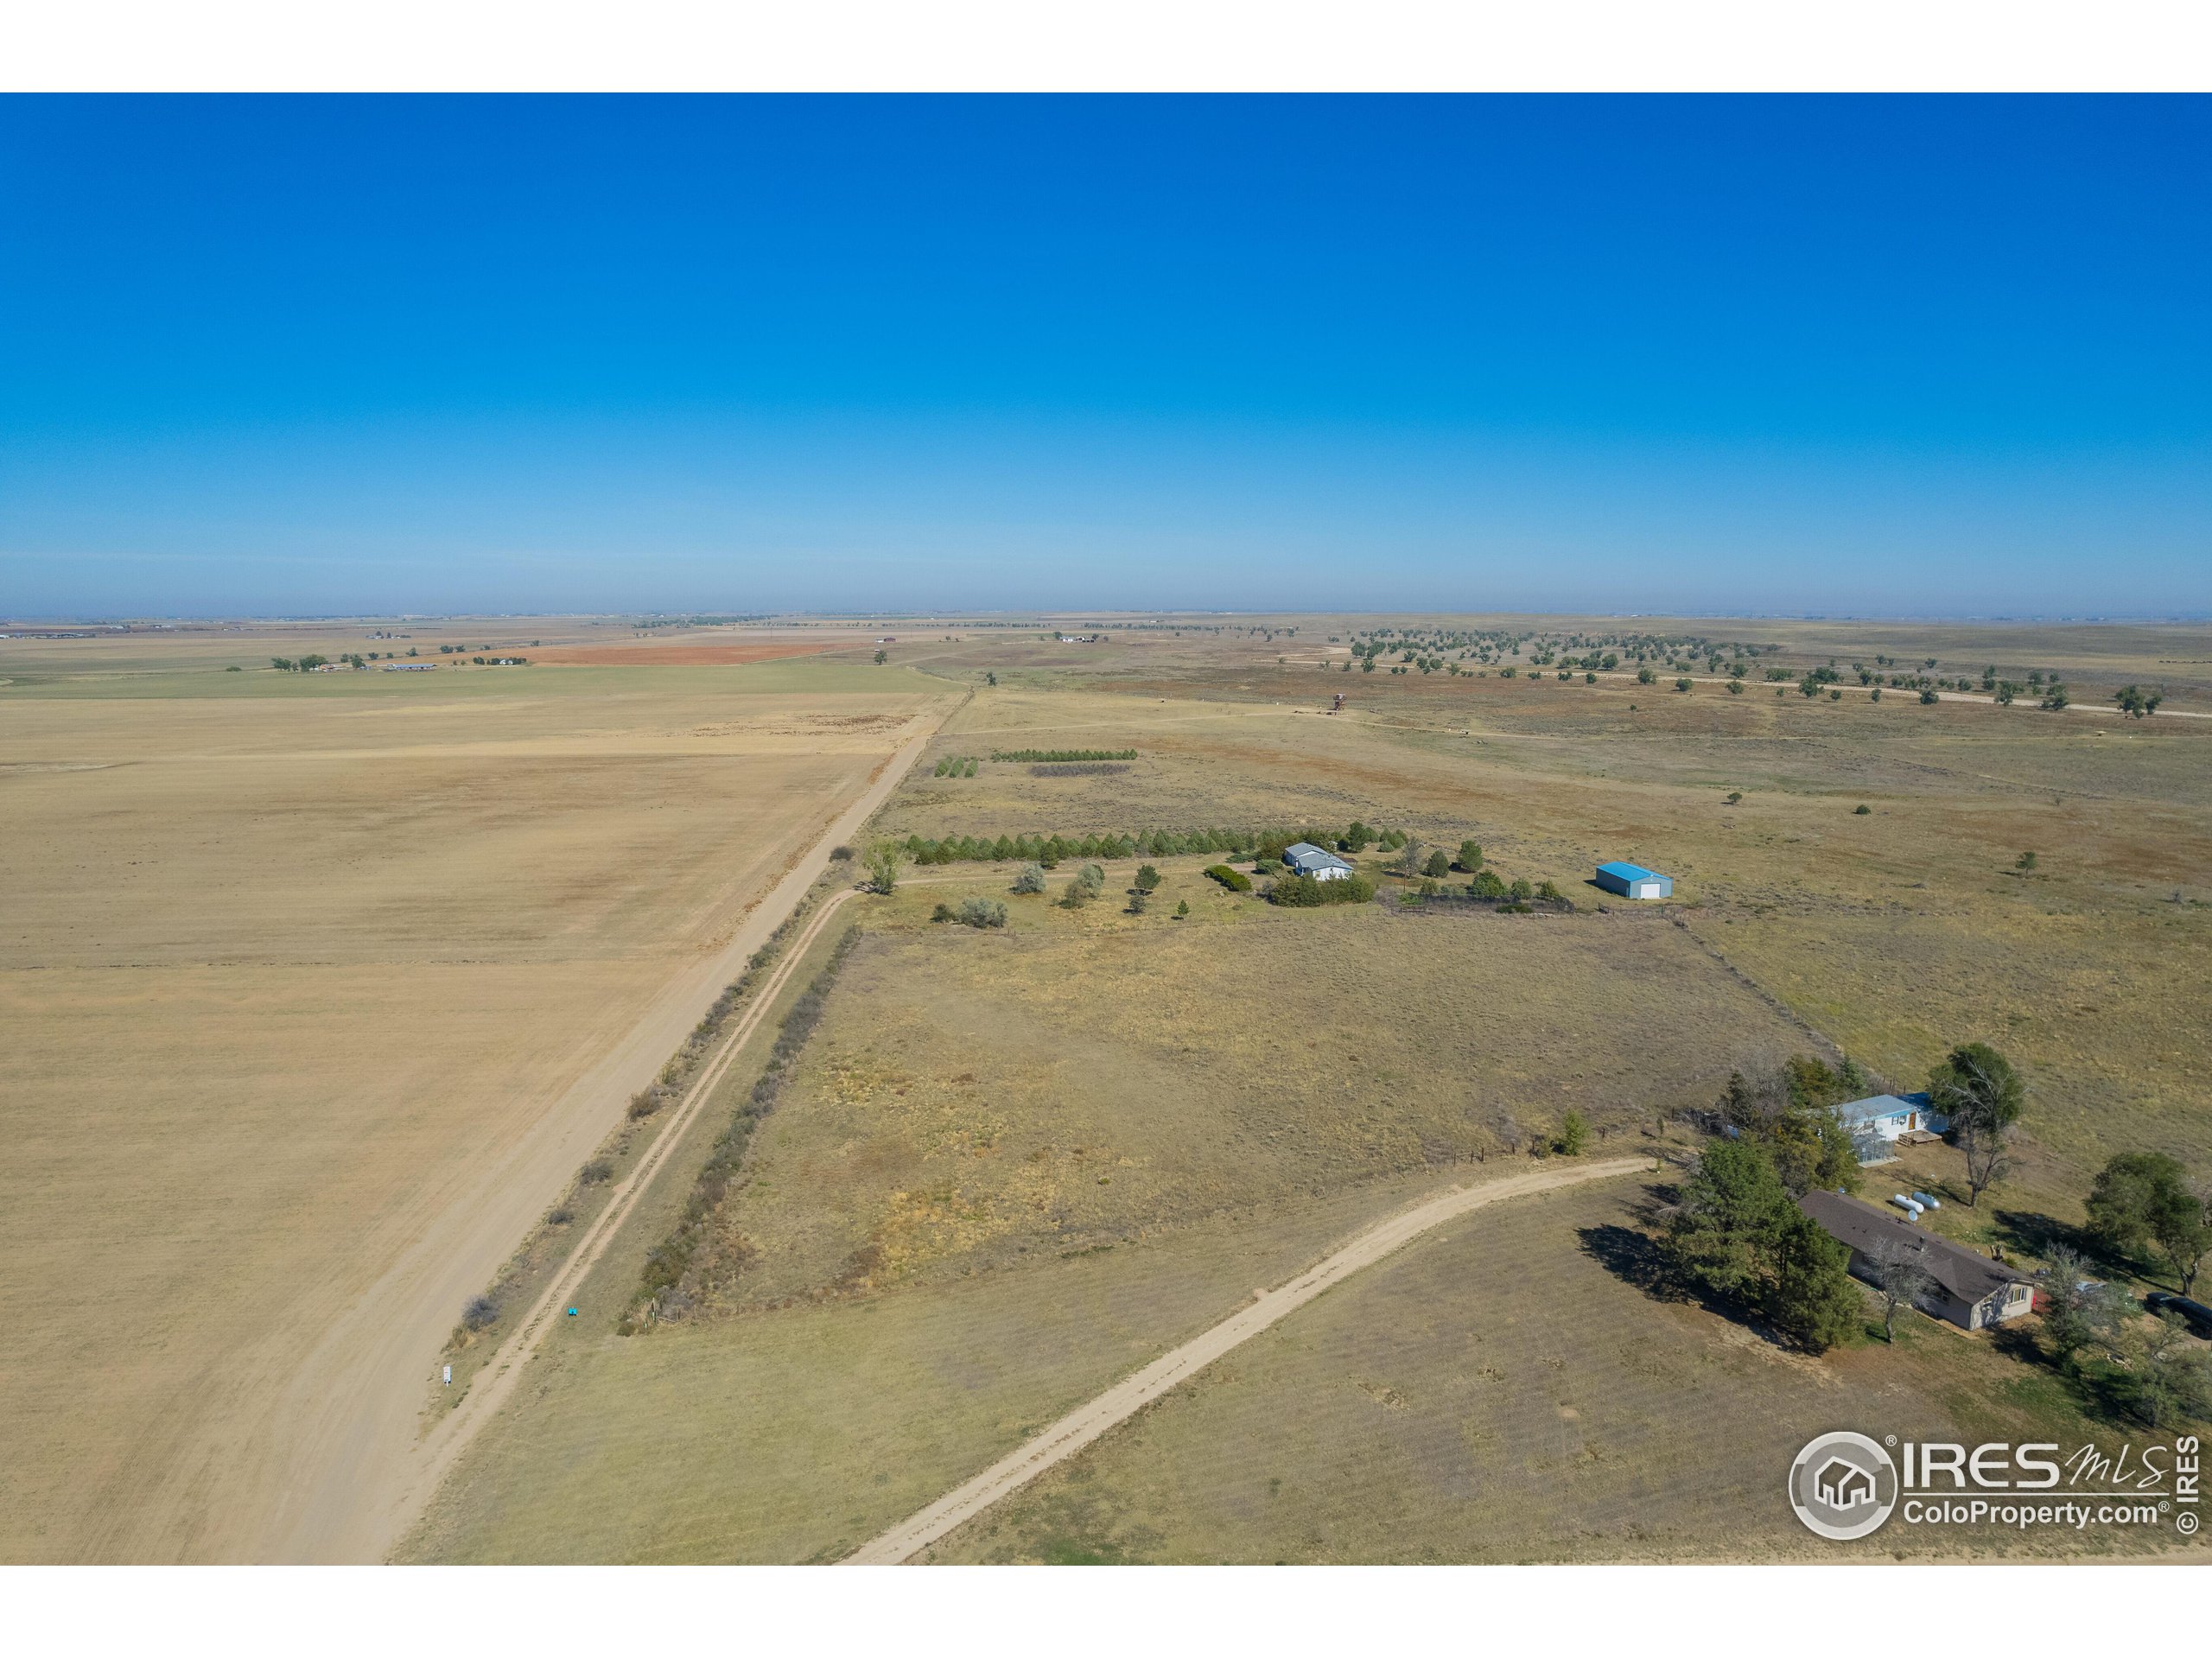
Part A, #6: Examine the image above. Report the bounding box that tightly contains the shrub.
[1454,840,1483,871]
[1468,868,1507,899]
[1012,861,1046,893]
[461,1294,499,1332]
[931,902,956,922]
[1828,688,1842,701]
[626,1090,662,1121]
[1135,862,1161,892]
[1174,899,1189,918]
[1920,686,1941,704]
[1205,864,1252,892]
[955,897,1007,928]
[1128,893,1149,914]
[580,1158,615,1185]
[1267,873,1375,907]
[547,1206,574,1226]
[1675,677,1693,693]
[1637,667,1656,684]
[989,748,1137,762]
[1422,849,1452,878]
[1854,804,1871,815]
[829,844,854,861]
[1509,877,1533,901]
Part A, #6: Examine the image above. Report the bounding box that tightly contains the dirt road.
[218,712,943,1562]
[848,1155,1649,1564]
[382,878,873,1553]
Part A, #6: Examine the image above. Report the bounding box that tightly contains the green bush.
[1468,868,1507,899]
[955,897,1007,928]
[1205,864,1252,892]
[1267,873,1375,906]
[1134,863,1161,892]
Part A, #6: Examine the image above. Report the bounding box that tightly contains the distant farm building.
[1799,1190,2031,1331]
[1283,842,1354,881]
[1594,861,1672,899]
[380,663,434,671]
[1837,1091,1949,1164]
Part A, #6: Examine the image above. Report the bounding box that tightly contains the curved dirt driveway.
[849,1155,1649,1564]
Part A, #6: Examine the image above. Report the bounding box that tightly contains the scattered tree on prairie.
[2037,1245,2131,1374]
[1928,1042,2024,1206]
[1665,1138,1859,1351]
[2087,1152,2212,1295]
[863,844,902,895]
[1866,1237,1936,1343]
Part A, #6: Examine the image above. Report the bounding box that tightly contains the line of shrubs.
[1410,871,1574,912]
[451,894,827,1346]
[988,747,1138,762]
[931,755,980,778]
[1205,864,1252,892]
[1028,761,1131,777]
[932,896,1008,927]
[1265,872,1376,906]
[621,927,862,1332]
[898,823,1400,866]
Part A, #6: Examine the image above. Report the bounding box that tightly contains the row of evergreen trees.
[899,825,1357,867]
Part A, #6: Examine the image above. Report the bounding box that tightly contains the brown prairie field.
[12,612,2212,1564]
[0,632,946,1561]
[923,1177,2152,1564]
[408,615,2212,1564]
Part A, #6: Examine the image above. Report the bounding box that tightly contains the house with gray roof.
[1799,1189,2031,1331]
[1282,842,1354,881]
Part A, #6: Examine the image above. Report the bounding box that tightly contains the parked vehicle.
[2145,1292,2212,1338]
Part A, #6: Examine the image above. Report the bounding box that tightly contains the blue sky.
[2,95,2206,618]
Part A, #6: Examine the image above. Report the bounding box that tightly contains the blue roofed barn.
[1594,861,1672,899]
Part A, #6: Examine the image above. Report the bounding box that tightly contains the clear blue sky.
[3,95,2206,618]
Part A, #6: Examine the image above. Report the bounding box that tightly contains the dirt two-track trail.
[148,713,944,1564]
[850,1156,1649,1564]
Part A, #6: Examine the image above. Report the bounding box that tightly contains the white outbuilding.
[1283,842,1354,881]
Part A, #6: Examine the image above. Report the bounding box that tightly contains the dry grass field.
[15,610,2207,1564]
[924,1177,2162,1564]
[404,868,1822,1562]
[0,630,944,1561]
[401,615,2210,1564]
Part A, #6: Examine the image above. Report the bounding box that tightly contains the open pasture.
[0,640,941,1560]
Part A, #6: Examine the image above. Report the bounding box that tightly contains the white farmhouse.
[1837,1091,1949,1165]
